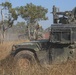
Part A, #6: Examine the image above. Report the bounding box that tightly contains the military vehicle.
[11,6,76,69]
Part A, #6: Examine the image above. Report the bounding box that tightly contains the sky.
[0,0,76,29]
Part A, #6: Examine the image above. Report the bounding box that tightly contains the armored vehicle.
[11,6,76,69]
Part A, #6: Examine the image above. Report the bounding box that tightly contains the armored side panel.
[48,24,76,64]
[50,24,76,44]
[49,6,76,64]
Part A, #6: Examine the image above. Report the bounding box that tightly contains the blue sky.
[0,0,76,29]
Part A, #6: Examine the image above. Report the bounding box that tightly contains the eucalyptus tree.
[0,2,18,43]
[16,3,48,40]
[1,2,18,29]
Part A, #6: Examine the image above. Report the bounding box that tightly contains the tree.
[17,3,48,23]
[1,2,18,29]
[16,3,48,40]
[0,2,18,43]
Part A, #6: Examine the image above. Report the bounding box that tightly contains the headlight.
[12,45,16,51]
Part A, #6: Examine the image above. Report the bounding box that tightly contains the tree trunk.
[27,21,31,40]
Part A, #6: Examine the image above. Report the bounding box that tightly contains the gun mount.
[51,6,76,44]
[52,5,76,24]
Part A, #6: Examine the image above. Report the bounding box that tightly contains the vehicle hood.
[13,39,49,51]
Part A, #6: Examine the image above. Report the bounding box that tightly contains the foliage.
[16,3,48,40]
[1,2,18,28]
[1,2,12,9]
[0,2,47,41]
[16,3,48,23]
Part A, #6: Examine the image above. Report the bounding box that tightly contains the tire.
[14,50,36,71]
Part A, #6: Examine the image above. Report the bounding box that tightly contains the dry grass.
[0,40,76,75]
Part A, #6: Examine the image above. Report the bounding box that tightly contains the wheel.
[14,50,36,71]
